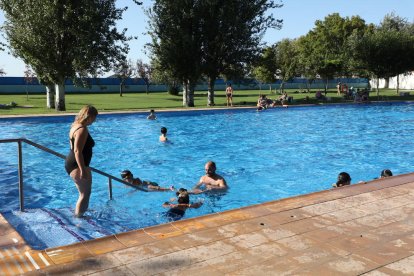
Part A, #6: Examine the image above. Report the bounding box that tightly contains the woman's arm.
[73,127,89,178]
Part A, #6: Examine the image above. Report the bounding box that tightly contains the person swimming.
[159,127,168,142]
[332,172,351,188]
[162,188,202,221]
[121,170,174,191]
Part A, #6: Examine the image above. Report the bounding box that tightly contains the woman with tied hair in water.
[162,188,203,221]
[65,105,98,217]
[332,172,351,188]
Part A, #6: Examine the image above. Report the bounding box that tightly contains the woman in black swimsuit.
[65,105,98,217]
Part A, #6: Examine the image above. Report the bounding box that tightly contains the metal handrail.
[0,138,146,211]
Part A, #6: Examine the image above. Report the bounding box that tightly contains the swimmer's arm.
[193,177,204,190]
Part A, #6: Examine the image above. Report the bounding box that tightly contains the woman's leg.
[70,167,92,217]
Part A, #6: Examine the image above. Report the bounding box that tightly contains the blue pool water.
[1,102,414,249]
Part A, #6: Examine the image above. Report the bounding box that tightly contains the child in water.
[162,188,203,221]
[159,127,168,142]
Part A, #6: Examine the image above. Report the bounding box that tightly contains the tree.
[0,68,5,76]
[301,13,369,92]
[274,39,298,92]
[198,0,283,106]
[113,59,134,97]
[23,65,35,100]
[252,46,278,91]
[0,0,136,111]
[147,0,282,107]
[136,59,152,94]
[147,0,202,107]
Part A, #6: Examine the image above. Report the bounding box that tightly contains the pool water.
[1,102,414,249]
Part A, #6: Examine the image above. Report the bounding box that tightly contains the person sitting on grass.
[162,188,203,221]
[332,172,351,188]
[121,170,174,191]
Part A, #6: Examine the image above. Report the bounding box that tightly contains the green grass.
[0,88,413,115]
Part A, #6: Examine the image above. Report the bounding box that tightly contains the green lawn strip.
[0,88,412,116]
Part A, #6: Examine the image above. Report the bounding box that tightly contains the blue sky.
[1,0,413,76]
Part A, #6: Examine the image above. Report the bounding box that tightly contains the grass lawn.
[0,88,413,116]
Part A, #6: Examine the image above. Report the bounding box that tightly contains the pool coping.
[1,172,414,274]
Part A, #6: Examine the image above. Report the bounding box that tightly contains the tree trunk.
[280,81,285,93]
[384,77,389,89]
[376,78,379,99]
[324,79,328,94]
[55,82,66,111]
[119,83,123,97]
[269,84,272,93]
[396,75,400,95]
[46,85,55,109]
[207,77,215,106]
[146,83,149,94]
[182,81,188,107]
[182,80,195,107]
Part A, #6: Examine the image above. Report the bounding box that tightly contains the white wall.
[370,72,414,90]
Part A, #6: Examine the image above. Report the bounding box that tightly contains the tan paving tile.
[88,265,135,276]
[45,243,93,265]
[125,249,195,275]
[261,208,313,225]
[26,254,122,276]
[317,254,381,275]
[240,204,275,217]
[110,238,181,264]
[321,206,372,223]
[379,255,414,275]
[0,231,25,248]
[353,240,414,265]
[255,225,297,242]
[227,231,270,249]
[275,234,319,252]
[205,250,262,274]
[247,241,289,259]
[277,216,334,235]
[171,217,209,233]
[143,223,183,239]
[157,260,223,276]
[115,229,156,248]
[229,256,298,276]
[83,235,127,255]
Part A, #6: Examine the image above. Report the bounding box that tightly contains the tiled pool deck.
[1,173,414,275]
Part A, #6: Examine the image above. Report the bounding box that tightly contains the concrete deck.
[1,173,414,275]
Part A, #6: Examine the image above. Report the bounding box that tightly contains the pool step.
[0,247,51,275]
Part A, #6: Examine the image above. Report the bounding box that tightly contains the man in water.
[192,161,227,194]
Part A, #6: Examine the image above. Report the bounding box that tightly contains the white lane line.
[25,251,40,270]
[38,253,50,266]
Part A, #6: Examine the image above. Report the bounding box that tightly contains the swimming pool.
[1,102,414,249]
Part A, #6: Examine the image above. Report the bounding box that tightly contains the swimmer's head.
[205,161,216,176]
[336,172,351,187]
[121,170,133,179]
[380,169,392,178]
[161,127,167,134]
[176,188,189,204]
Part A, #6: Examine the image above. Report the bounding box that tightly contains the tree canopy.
[0,0,134,110]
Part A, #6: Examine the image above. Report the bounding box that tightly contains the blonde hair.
[73,105,98,126]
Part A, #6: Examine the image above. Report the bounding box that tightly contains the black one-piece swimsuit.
[65,127,95,174]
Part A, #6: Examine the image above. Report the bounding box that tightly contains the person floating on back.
[332,172,351,188]
[147,109,157,120]
[121,170,174,191]
[159,127,168,142]
[191,161,228,194]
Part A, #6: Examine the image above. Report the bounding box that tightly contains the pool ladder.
[0,138,145,212]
